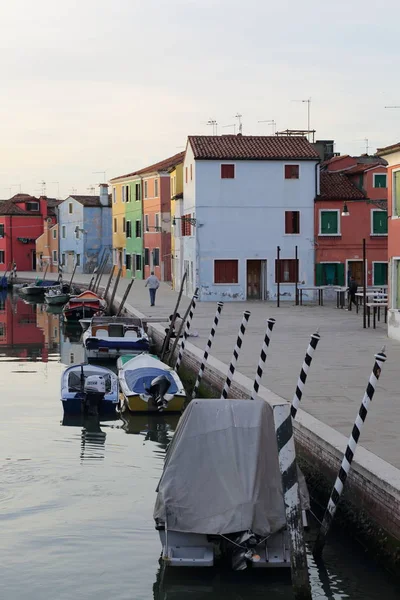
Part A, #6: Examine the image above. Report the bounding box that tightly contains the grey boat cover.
[153,399,287,537]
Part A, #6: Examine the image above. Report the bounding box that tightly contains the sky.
[0,0,399,199]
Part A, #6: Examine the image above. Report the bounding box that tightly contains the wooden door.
[247,260,261,300]
[349,261,363,286]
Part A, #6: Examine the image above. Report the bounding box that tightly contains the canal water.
[0,292,399,600]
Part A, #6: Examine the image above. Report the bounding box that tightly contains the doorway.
[67,252,74,272]
[247,260,267,300]
[347,260,364,286]
[32,251,36,271]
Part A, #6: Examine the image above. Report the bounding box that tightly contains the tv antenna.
[206,119,218,136]
[355,138,371,154]
[70,187,77,195]
[38,181,46,195]
[384,105,400,109]
[93,171,106,182]
[292,98,311,140]
[222,124,236,134]
[234,113,243,134]
[87,185,96,194]
[258,119,276,135]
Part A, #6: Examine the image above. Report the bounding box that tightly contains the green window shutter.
[374,263,388,286]
[337,263,345,286]
[372,211,388,234]
[315,263,323,285]
[374,174,386,188]
[395,172,400,217]
[320,211,338,234]
[397,261,400,308]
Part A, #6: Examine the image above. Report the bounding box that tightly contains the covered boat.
[63,290,107,321]
[19,279,58,296]
[154,398,292,570]
[61,363,118,416]
[118,353,186,413]
[44,283,71,305]
[83,316,149,359]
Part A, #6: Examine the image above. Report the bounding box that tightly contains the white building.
[176,135,320,301]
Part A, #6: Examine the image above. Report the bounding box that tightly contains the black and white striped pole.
[251,317,276,400]
[273,403,311,599]
[174,294,198,372]
[192,301,224,399]
[313,348,387,560]
[291,331,321,420]
[221,310,251,399]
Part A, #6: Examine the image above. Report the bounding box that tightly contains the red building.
[0,194,57,272]
[0,293,45,360]
[315,157,388,287]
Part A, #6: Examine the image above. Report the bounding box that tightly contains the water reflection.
[61,414,121,462]
[120,412,179,456]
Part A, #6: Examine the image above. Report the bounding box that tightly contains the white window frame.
[392,169,400,220]
[154,179,159,197]
[135,253,142,271]
[52,250,58,264]
[0,224,4,238]
[122,217,126,233]
[372,261,388,286]
[52,228,57,239]
[62,253,66,266]
[144,180,148,199]
[135,220,141,238]
[69,202,73,214]
[145,214,149,232]
[373,173,387,188]
[284,164,300,180]
[62,225,66,239]
[155,213,161,231]
[123,248,126,265]
[76,253,81,266]
[319,209,341,236]
[0,250,4,264]
[112,187,116,204]
[284,210,301,235]
[213,258,240,285]
[113,218,117,234]
[370,208,388,236]
[135,182,141,201]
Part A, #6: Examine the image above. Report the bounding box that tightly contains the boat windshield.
[68,371,112,393]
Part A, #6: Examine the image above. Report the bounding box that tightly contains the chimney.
[99,183,109,207]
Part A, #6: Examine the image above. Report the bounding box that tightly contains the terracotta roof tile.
[0,200,31,215]
[345,162,385,175]
[377,142,400,156]
[319,172,366,200]
[110,151,185,182]
[69,195,112,207]
[188,135,319,160]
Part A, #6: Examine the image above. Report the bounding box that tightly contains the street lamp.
[341,202,350,217]
[172,216,197,227]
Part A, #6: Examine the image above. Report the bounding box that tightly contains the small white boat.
[45,285,70,305]
[83,316,150,359]
[118,353,186,413]
[61,363,119,416]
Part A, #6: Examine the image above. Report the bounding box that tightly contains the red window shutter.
[285,165,299,179]
[221,164,235,179]
[214,260,238,284]
[285,212,293,234]
[181,218,185,236]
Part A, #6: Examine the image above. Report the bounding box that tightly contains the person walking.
[145,271,160,306]
[347,276,358,311]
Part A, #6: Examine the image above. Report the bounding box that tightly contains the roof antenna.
[234,113,243,135]
[206,119,218,136]
[258,119,276,135]
[87,185,96,194]
[222,124,236,134]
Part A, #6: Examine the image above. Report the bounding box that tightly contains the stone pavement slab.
[19,272,400,468]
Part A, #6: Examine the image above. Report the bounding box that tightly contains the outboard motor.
[82,375,106,416]
[147,375,172,412]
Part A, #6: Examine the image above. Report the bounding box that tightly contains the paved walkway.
[18,272,400,468]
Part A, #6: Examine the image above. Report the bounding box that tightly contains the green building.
[125,176,143,279]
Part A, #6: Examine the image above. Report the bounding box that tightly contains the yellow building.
[35,222,59,273]
[169,163,184,290]
[110,181,127,275]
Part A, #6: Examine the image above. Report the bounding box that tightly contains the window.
[114,218,117,233]
[126,253,131,270]
[135,182,141,201]
[190,164,193,180]
[319,210,340,235]
[52,228,57,239]
[126,221,132,238]
[52,250,58,263]
[393,171,400,217]
[373,262,388,286]
[373,173,387,188]
[0,224,4,238]
[221,164,235,179]
[155,213,160,231]
[144,247,150,266]
[69,203,73,214]
[185,167,188,183]
[62,225,66,239]
[75,227,80,239]
[26,202,39,211]
[123,249,126,267]
[214,259,239,284]
[135,254,142,271]
[112,187,116,203]
[144,181,148,199]
[371,210,388,235]
[145,215,149,232]
[171,176,175,196]
[113,248,118,265]
[154,179,159,197]
[285,165,299,179]
[135,220,142,238]
[0,250,4,264]
[76,254,80,266]
[122,185,129,203]
[153,248,160,266]
[275,259,299,283]
[395,259,400,308]
[62,253,65,266]
[315,263,345,286]
[285,211,300,234]
[0,323,5,338]
[123,217,126,233]
[181,214,192,236]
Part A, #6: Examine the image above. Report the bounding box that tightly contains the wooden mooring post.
[160,270,187,362]
[192,301,224,399]
[174,292,199,371]
[94,252,108,294]
[313,348,386,560]
[273,402,312,600]
[103,267,114,301]
[69,262,78,288]
[221,310,251,399]
[169,288,198,367]
[291,331,321,420]
[108,268,122,314]
[116,279,134,316]
[251,317,276,400]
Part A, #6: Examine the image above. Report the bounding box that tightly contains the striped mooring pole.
[313,348,387,560]
[192,301,224,399]
[251,317,276,400]
[221,310,251,399]
[273,403,312,599]
[291,331,321,420]
[174,294,198,372]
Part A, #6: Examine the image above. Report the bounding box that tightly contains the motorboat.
[61,363,118,416]
[79,318,92,332]
[154,398,304,570]
[63,290,107,321]
[18,279,59,296]
[118,353,186,413]
[44,284,71,305]
[83,316,150,359]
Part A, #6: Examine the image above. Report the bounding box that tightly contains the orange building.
[36,222,59,273]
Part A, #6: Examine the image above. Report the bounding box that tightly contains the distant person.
[145,271,160,306]
[348,276,358,311]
